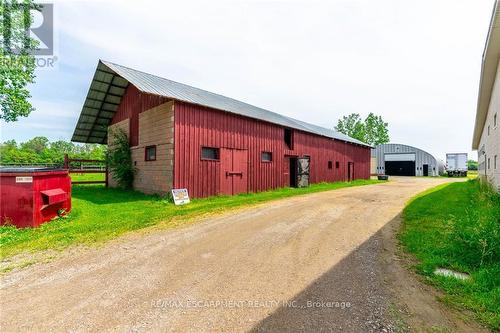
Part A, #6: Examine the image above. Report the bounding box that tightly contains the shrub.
[106,129,135,189]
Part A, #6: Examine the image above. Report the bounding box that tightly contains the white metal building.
[473,0,500,190]
[371,144,443,177]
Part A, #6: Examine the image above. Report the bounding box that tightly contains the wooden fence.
[64,154,108,186]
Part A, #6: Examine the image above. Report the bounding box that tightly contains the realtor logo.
[2,2,54,56]
[29,3,54,56]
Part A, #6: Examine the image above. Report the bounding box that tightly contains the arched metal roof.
[373,143,438,160]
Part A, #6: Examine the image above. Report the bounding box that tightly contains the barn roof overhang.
[473,0,500,149]
[71,61,129,144]
[72,60,372,148]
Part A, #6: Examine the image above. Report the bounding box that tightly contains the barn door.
[232,149,248,194]
[220,148,248,195]
[348,162,354,181]
[423,164,429,177]
[220,149,233,195]
[297,157,310,188]
[284,156,291,187]
[284,156,298,187]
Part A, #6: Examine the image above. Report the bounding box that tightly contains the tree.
[0,1,40,122]
[20,136,48,153]
[467,159,478,171]
[0,139,18,162]
[335,113,365,142]
[50,140,75,155]
[86,144,106,160]
[335,113,390,146]
[2,139,17,149]
[364,113,389,146]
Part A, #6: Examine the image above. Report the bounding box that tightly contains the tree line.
[2,112,387,166]
[0,137,106,165]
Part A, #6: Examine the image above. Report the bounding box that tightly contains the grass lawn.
[70,172,106,182]
[400,180,500,330]
[0,179,381,262]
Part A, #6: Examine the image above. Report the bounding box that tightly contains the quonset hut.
[371,143,443,177]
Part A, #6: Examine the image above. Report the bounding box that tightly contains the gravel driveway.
[0,177,469,332]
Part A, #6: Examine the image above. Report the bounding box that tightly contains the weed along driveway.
[1,177,475,332]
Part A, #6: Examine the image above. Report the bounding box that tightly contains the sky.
[1,0,495,161]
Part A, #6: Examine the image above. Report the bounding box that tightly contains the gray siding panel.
[372,144,441,176]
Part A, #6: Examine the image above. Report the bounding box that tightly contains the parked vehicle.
[446,153,468,177]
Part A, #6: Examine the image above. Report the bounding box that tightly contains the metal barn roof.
[72,60,371,147]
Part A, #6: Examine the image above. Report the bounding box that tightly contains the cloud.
[1,100,80,142]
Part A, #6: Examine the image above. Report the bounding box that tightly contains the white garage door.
[385,153,416,161]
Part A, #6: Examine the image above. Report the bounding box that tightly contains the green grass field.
[400,180,500,330]
[70,172,106,182]
[0,179,381,261]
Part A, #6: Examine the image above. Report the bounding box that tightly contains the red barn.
[72,60,371,197]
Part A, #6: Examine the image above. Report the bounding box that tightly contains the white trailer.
[446,153,468,177]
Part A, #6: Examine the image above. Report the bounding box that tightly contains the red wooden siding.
[173,101,370,198]
[108,88,370,198]
[111,85,168,146]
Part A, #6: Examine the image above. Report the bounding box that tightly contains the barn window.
[328,161,333,169]
[284,128,293,149]
[335,161,340,169]
[201,147,220,160]
[261,152,272,162]
[145,145,156,161]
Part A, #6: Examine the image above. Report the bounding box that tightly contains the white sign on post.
[171,189,190,205]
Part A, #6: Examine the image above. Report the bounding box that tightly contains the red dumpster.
[0,168,71,228]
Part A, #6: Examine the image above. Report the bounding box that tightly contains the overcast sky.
[1,0,495,160]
